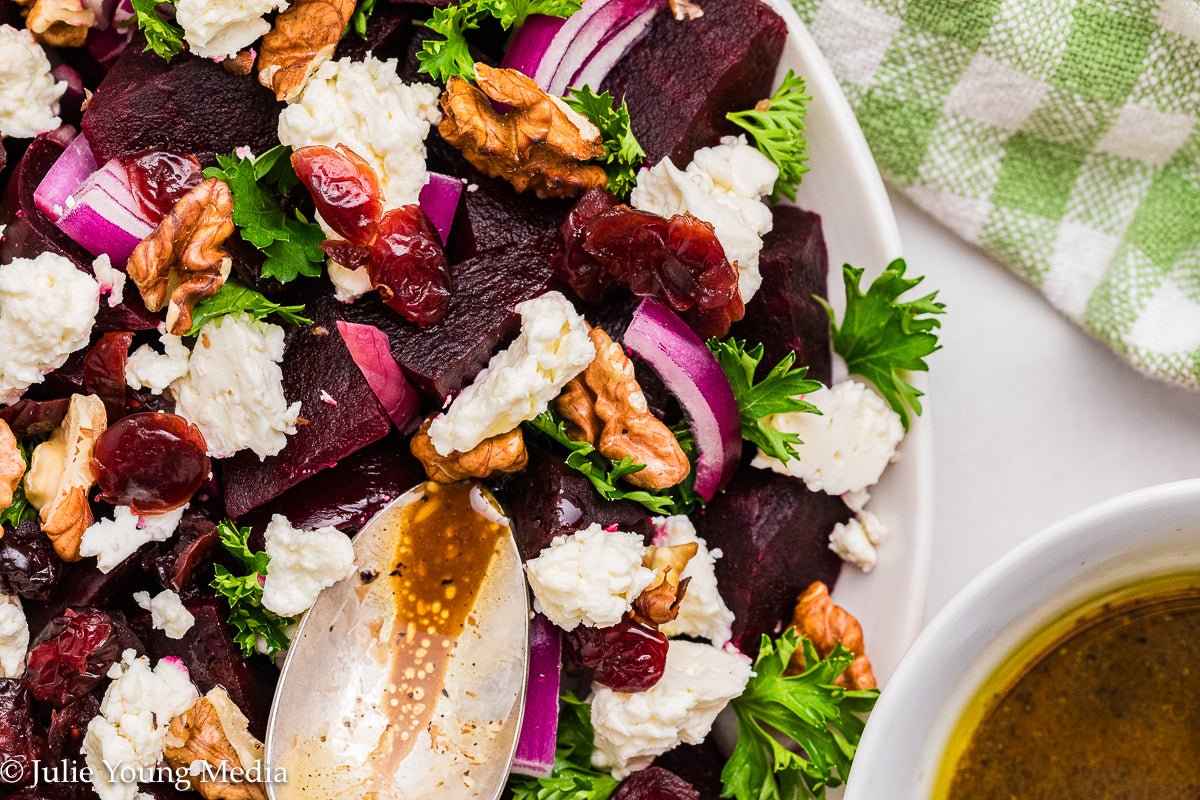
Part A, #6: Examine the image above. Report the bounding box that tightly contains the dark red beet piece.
[23,346,88,401]
[613,766,701,800]
[81,46,283,166]
[221,295,392,519]
[82,331,133,422]
[25,557,155,637]
[0,519,65,601]
[565,618,668,692]
[0,398,70,438]
[239,435,425,533]
[493,447,653,560]
[123,148,204,220]
[0,680,48,788]
[25,608,142,708]
[141,512,221,592]
[93,412,211,514]
[653,740,728,800]
[368,205,452,326]
[341,232,559,401]
[600,0,786,165]
[292,145,382,246]
[333,3,415,62]
[730,206,832,385]
[47,692,100,761]
[694,469,847,656]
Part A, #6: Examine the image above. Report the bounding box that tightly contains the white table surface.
[887,187,1200,624]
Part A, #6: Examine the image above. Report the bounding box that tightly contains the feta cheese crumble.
[589,640,752,778]
[631,135,778,303]
[260,515,356,618]
[79,504,188,574]
[125,331,192,395]
[829,510,890,572]
[0,25,65,139]
[752,380,904,495]
[171,313,300,459]
[83,650,199,800]
[134,589,196,639]
[0,251,99,406]
[525,524,655,631]
[175,0,288,59]
[653,516,735,646]
[91,254,126,307]
[0,595,28,678]
[428,291,596,456]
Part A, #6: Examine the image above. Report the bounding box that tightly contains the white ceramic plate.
[765,0,934,687]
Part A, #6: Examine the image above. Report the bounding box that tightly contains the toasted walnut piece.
[787,581,876,690]
[128,179,235,336]
[644,541,698,576]
[411,417,529,483]
[438,65,609,199]
[668,0,704,20]
[222,51,256,76]
[631,543,697,626]
[555,375,602,445]
[26,0,94,47]
[24,394,106,562]
[257,0,355,101]
[164,687,268,800]
[0,421,25,516]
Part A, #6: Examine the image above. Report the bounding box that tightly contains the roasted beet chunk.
[0,519,65,601]
[47,692,100,762]
[601,0,786,165]
[0,680,48,788]
[613,766,701,800]
[24,608,141,709]
[650,740,727,799]
[694,469,848,655]
[141,512,221,592]
[730,206,832,385]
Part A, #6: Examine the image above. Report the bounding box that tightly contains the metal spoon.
[264,481,529,800]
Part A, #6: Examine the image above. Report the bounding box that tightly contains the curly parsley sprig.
[126,0,186,61]
[726,70,811,201]
[564,86,646,199]
[211,521,294,659]
[188,282,311,335]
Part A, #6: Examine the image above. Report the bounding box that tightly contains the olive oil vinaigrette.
[936,574,1200,800]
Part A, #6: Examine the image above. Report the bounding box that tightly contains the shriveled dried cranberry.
[368,205,452,326]
[558,187,620,302]
[25,608,139,708]
[0,398,69,438]
[613,767,700,800]
[0,519,65,601]
[82,332,133,422]
[0,680,47,787]
[564,618,668,692]
[292,144,383,247]
[321,239,371,271]
[93,412,210,514]
[124,148,204,220]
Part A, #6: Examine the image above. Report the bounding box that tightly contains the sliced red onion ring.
[55,159,154,266]
[35,133,96,222]
[511,613,562,778]
[336,321,422,432]
[418,172,463,245]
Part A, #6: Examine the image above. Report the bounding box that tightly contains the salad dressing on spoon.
[265,481,528,800]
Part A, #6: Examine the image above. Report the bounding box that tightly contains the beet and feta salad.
[0,0,945,796]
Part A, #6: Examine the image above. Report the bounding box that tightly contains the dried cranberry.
[368,205,452,326]
[0,680,47,787]
[0,519,65,601]
[564,618,668,692]
[124,148,204,220]
[25,608,138,708]
[82,332,133,422]
[292,144,383,247]
[321,239,371,271]
[613,767,700,800]
[140,513,220,591]
[93,412,210,514]
[0,398,70,438]
[558,187,621,302]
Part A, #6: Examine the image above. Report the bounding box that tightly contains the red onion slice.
[336,321,422,432]
[418,172,463,245]
[35,133,96,222]
[55,159,155,266]
[510,613,562,778]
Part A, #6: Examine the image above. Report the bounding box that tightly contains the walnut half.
[0,421,25,517]
[410,417,529,483]
[127,178,235,336]
[631,542,697,626]
[438,64,609,199]
[26,0,94,47]
[787,581,876,690]
[257,0,356,101]
[164,687,268,800]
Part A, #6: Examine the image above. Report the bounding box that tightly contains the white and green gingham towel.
[792,0,1200,388]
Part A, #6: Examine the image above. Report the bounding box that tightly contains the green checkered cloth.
[792,0,1200,388]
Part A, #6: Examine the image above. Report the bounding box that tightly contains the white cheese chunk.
[589,640,752,778]
[175,0,288,59]
[91,254,126,307]
[83,650,199,800]
[260,515,356,618]
[829,509,889,572]
[125,331,192,395]
[0,25,64,139]
[171,313,300,459]
[525,524,655,631]
[653,515,735,646]
[0,251,99,406]
[133,589,196,640]
[0,595,28,678]
[752,380,904,495]
[631,135,777,303]
[427,291,595,456]
[79,504,188,574]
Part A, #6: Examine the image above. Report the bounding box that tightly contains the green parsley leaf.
[816,259,945,430]
[479,0,582,30]
[508,692,620,800]
[0,439,37,530]
[203,146,326,284]
[564,86,646,199]
[188,281,311,335]
[522,410,676,515]
[210,520,295,659]
[722,630,879,800]
[350,0,378,38]
[726,70,811,201]
[708,338,823,464]
[126,0,186,61]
